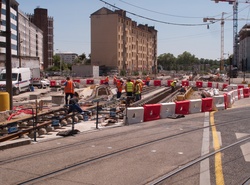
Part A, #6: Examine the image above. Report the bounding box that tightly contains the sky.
[17,0,250,60]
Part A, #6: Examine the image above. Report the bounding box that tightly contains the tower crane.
[211,0,250,71]
[203,12,226,72]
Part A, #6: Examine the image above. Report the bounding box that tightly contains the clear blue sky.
[17,0,250,60]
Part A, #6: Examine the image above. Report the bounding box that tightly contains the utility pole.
[5,0,13,110]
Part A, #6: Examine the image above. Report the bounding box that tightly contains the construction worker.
[145,75,150,87]
[125,78,134,97]
[138,79,143,100]
[134,80,141,101]
[64,76,75,105]
[170,80,177,93]
[113,75,117,85]
[104,76,109,85]
[116,78,124,99]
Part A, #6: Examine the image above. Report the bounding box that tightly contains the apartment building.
[27,8,54,69]
[18,10,43,69]
[55,52,78,64]
[0,0,19,68]
[238,24,250,71]
[91,7,157,75]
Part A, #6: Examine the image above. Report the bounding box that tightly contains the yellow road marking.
[210,111,225,185]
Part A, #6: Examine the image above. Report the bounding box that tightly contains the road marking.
[210,111,225,185]
[236,133,250,162]
[200,112,211,185]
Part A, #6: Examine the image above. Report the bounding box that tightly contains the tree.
[157,53,176,70]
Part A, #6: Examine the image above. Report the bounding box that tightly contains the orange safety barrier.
[223,93,228,109]
[196,81,203,88]
[143,104,161,122]
[86,79,94,84]
[50,80,56,87]
[238,85,244,89]
[167,80,173,87]
[207,82,213,88]
[223,84,228,90]
[243,88,250,98]
[202,98,213,112]
[175,100,190,115]
[154,80,161,86]
[182,80,189,87]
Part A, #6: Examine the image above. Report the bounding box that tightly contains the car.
[41,79,50,88]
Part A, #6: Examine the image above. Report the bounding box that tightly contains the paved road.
[0,97,249,185]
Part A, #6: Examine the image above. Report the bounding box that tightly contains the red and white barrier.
[202,98,214,112]
[213,95,226,111]
[143,104,161,122]
[124,107,144,125]
[189,99,202,114]
[175,100,190,115]
[160,102,176,118]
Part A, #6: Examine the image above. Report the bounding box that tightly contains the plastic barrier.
[202,98,213,112]
[81,79,87,85]
[100,79,105,85]
[182,80,189,87]
[226,92,234,108]
[222,83,228,90]
[213,95,226,111]
[243,87,250,98]
[61,80,66,85]
[238,85,245,89]
[189,99,202,114]
[175,100,190,115]
[227,84,237,91]
[86,79,94,84]
[238,88,244,99]
[50,80,56,87]
[196,81,203,88]
[124,107,144,124]
[160,102,176,118]
[154,80,161,86]
[73,79,80,83]
[189,81,196,87]
[212,82,218,88]
[207,82,212,88]
[233,89,238,101]
[202,81,208,88]
[143,104,161,122]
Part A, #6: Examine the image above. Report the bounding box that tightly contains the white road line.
[200,112,211,185]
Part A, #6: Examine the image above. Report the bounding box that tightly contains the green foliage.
[120,69,126,76]
[157,51,220,72]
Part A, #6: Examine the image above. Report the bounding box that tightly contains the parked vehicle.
[0,68,31,95]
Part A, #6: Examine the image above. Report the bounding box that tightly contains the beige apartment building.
[91,7,157,75]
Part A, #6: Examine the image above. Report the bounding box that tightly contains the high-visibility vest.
[64,80,74,93]
[146,77,150,82]
[116,81,123,92]
[126,82,134,92]
[105,77,109,83]
[171,81,176,87]
[135,83,141,94]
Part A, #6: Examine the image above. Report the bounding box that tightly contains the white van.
[0,68,31,95]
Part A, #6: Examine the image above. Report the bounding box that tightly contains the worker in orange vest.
[116,78,124,99]
[113,75,117,85]
[104,76,109,85]
[145,75,150,87]
[64,76,75,105]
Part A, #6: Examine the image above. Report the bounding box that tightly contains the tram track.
[1,111,249,184]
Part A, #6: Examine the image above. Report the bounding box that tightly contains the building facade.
[55,52,78,64]
[27,8,54,69]
[18,10,43,69]
[238,24,250,71]
[91,7,157,75]
[0,0,19,68]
